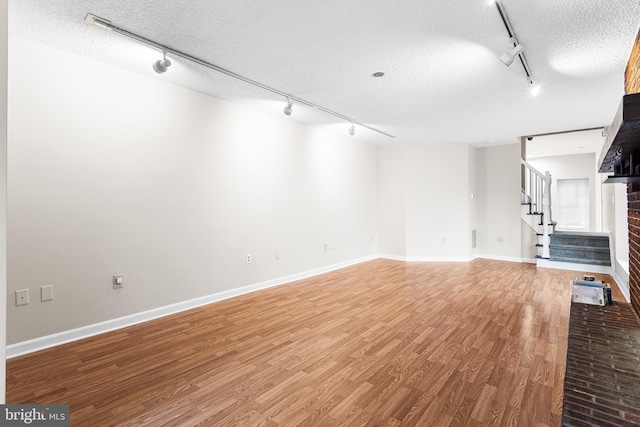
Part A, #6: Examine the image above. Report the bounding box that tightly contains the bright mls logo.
[1,405,69,426]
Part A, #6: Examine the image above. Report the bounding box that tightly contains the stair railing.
[521,160,552,258]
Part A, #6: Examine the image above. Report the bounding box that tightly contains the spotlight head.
[349,123,355,136]
[283,98,293,116]
[500,43,524,66]
[153,58,171,74]
[527,136,533,141]
[153,51,171,74]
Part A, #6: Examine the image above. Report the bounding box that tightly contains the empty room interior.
[1,1,640,426]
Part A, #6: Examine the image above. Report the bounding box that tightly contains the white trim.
[405,256,473,262]
[522,257,538,264]
[475,254,529,263]
[535,258,612,274]
[378,254,475,262]
[612,259,631,303]
[613,270,631,303]
[377,254,407,261]
[379,253,528,263]
[6,254,378,359]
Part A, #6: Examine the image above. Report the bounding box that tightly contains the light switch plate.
[113,274,124,289]
[41,285,54,301]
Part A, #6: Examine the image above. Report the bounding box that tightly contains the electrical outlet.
[497,237,504,243]
[41,285,54,302]
[246,254,252,264]
[275,250,281,260]
[113,274,124,289]
[15,289,29,306]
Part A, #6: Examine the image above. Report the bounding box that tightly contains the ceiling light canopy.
[84,13,395,139]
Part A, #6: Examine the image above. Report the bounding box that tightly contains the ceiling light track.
[84,14,395,139]
[494,1,534,84]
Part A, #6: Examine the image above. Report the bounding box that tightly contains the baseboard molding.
[476,254,530,264]
[377,254,407,261]
[6,254,378,359]
[379,253,527,263]
[379,254,476,262]
[612,262,631,303]
[536,258,612,275]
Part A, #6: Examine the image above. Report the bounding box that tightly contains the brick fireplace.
[599,28,640,318]
[627,183,640,316]
[625,30,640,318]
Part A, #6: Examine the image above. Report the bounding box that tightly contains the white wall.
[1,0,7,403]
[404,144,470,258]
[378,144,474,260]
[468,145,478,258]
[477,144,522,259]
[7,38,379,344]
[528,153,599,232]
[378,145,406,257]
[378,143,522,261]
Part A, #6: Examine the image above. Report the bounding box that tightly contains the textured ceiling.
[8,0,640,145]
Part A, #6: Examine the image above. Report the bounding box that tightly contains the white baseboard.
[379,253,528,263]
[475,254,530,264]
[612,260,631,303]
[379,254,475,262]
[6,254,378,359]
[536,258,612,274]
[377,254,407,261]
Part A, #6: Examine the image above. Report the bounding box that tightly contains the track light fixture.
[493,2,536,88]
[500,42,524,66]
[83,13,395,139]
[349,123,356,136]
[153,50,171,74]
[283,97,293,116]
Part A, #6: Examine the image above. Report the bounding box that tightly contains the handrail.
[521,159,553,259]
[521,159,546,179]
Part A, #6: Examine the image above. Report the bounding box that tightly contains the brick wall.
[627,183,640,317]
[626,30,640,318]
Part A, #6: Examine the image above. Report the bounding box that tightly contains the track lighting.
[283,97,293,116]
[493,3,536,90]
[84,13,395,139]
[153,50,171,74]
[500,43,524,66]
[349,123,355,136]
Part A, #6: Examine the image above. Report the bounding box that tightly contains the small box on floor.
[571,276,612,306]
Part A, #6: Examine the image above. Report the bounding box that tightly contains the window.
[556,178,589,231]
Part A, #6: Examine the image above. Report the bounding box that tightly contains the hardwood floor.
[6,259,619,426]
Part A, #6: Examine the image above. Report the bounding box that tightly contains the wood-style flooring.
[6,259,622,426]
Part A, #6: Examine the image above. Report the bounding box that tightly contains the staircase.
[520,160,612,273]
[521,160,553,259]
[549,231,611,266]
